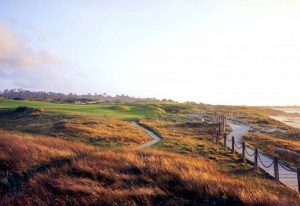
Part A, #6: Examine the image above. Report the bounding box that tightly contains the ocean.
[271,108,300,129]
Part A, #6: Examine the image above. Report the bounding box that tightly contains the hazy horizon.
[1,1,300,106]
[3,88,300,107]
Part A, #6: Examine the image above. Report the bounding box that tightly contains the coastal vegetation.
[2,149,299,205]
[0,97,299,205]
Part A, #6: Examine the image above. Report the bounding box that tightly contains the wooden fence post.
[216,131,219,144]
[231,136,235,154]
[297,168,300,193]
[274,157,279,182]
[242,142,246,162]
[223,116,226,133]
[212,129,215,142]
[224,134,227,148]
[254,147,258,171]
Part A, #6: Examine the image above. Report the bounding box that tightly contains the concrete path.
[131,121,162,148]
[132,120,299,192]
[227,121,299,192]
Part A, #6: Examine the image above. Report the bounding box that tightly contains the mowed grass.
[2,149,299,205]
[0,98,165,119]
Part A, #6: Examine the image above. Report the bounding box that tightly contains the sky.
[1,0,300,106]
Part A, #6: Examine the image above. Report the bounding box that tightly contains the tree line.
[0,89,175,103]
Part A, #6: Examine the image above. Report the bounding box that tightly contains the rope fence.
[234,141,243,150]
[237,140,243,144]
[211,115,300,193]
[278,161,297,173]
[258,152,275,168]
[245,147,255,156]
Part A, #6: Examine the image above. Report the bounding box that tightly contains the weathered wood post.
[242,142,246,162]
[212,128,215,142]
[218,123,221,134]
[213,130,217,143]
[231,136,235,154]
[274,157,279,182]
[297,168,300,193]
[216,131,219,144]
[223,116,226,133]
[224,134,227,148]
[254,147,258,171]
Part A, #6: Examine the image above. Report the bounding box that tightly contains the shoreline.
[270,108,300,129]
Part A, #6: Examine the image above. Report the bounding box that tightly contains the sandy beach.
[271,108,300,129]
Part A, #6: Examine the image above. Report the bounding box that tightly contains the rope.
[257,153,274,168]
[278,161,297,173]
[234,142,243,149]
[245,147,255,156]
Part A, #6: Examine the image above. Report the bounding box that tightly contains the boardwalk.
[227,121,299,192]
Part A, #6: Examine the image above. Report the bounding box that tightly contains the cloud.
[0,24,61,70]
[0,23,81,93]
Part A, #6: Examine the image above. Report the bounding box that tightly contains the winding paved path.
[227,121,299,192]
[132,120,299,192]
[131,121,162,148]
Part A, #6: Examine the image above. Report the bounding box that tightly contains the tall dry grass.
[244,131,300,153]
[3,149,299,205]
[0,130,96,173]
[0,111,151,148]
[243,131,300,166]
[51,116,151,146]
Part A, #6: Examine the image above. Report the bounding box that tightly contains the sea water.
[271,108,300,129]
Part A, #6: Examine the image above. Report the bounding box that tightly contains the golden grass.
[0,111,151,148]
[0,130,96,173]
[0,119,299,205]
[138,120,300,199]
[51,116,151,147]
[140,120,211,141]
[140,120,258,173]
[244,131,300,153]
[3,149,299,205]
[243,131,300,167]
[139,120,219,155]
